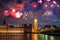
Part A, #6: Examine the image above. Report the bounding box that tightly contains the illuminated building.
[33,19,38,32]
[32,19,38,40]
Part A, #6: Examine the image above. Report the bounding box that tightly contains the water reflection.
[32,34,38,40]
[39,34,60,40]
[0,33,60,40]
[50,35,54,40]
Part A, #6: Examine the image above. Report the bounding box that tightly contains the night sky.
[0,0,60,27]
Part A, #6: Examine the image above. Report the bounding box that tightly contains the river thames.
[0,32,60,40]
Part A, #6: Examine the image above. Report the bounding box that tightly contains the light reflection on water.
[38,34,60,40]
[0,33,60,40]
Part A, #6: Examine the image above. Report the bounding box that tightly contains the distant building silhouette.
[23,23,32,40]
[3,19,6,25]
